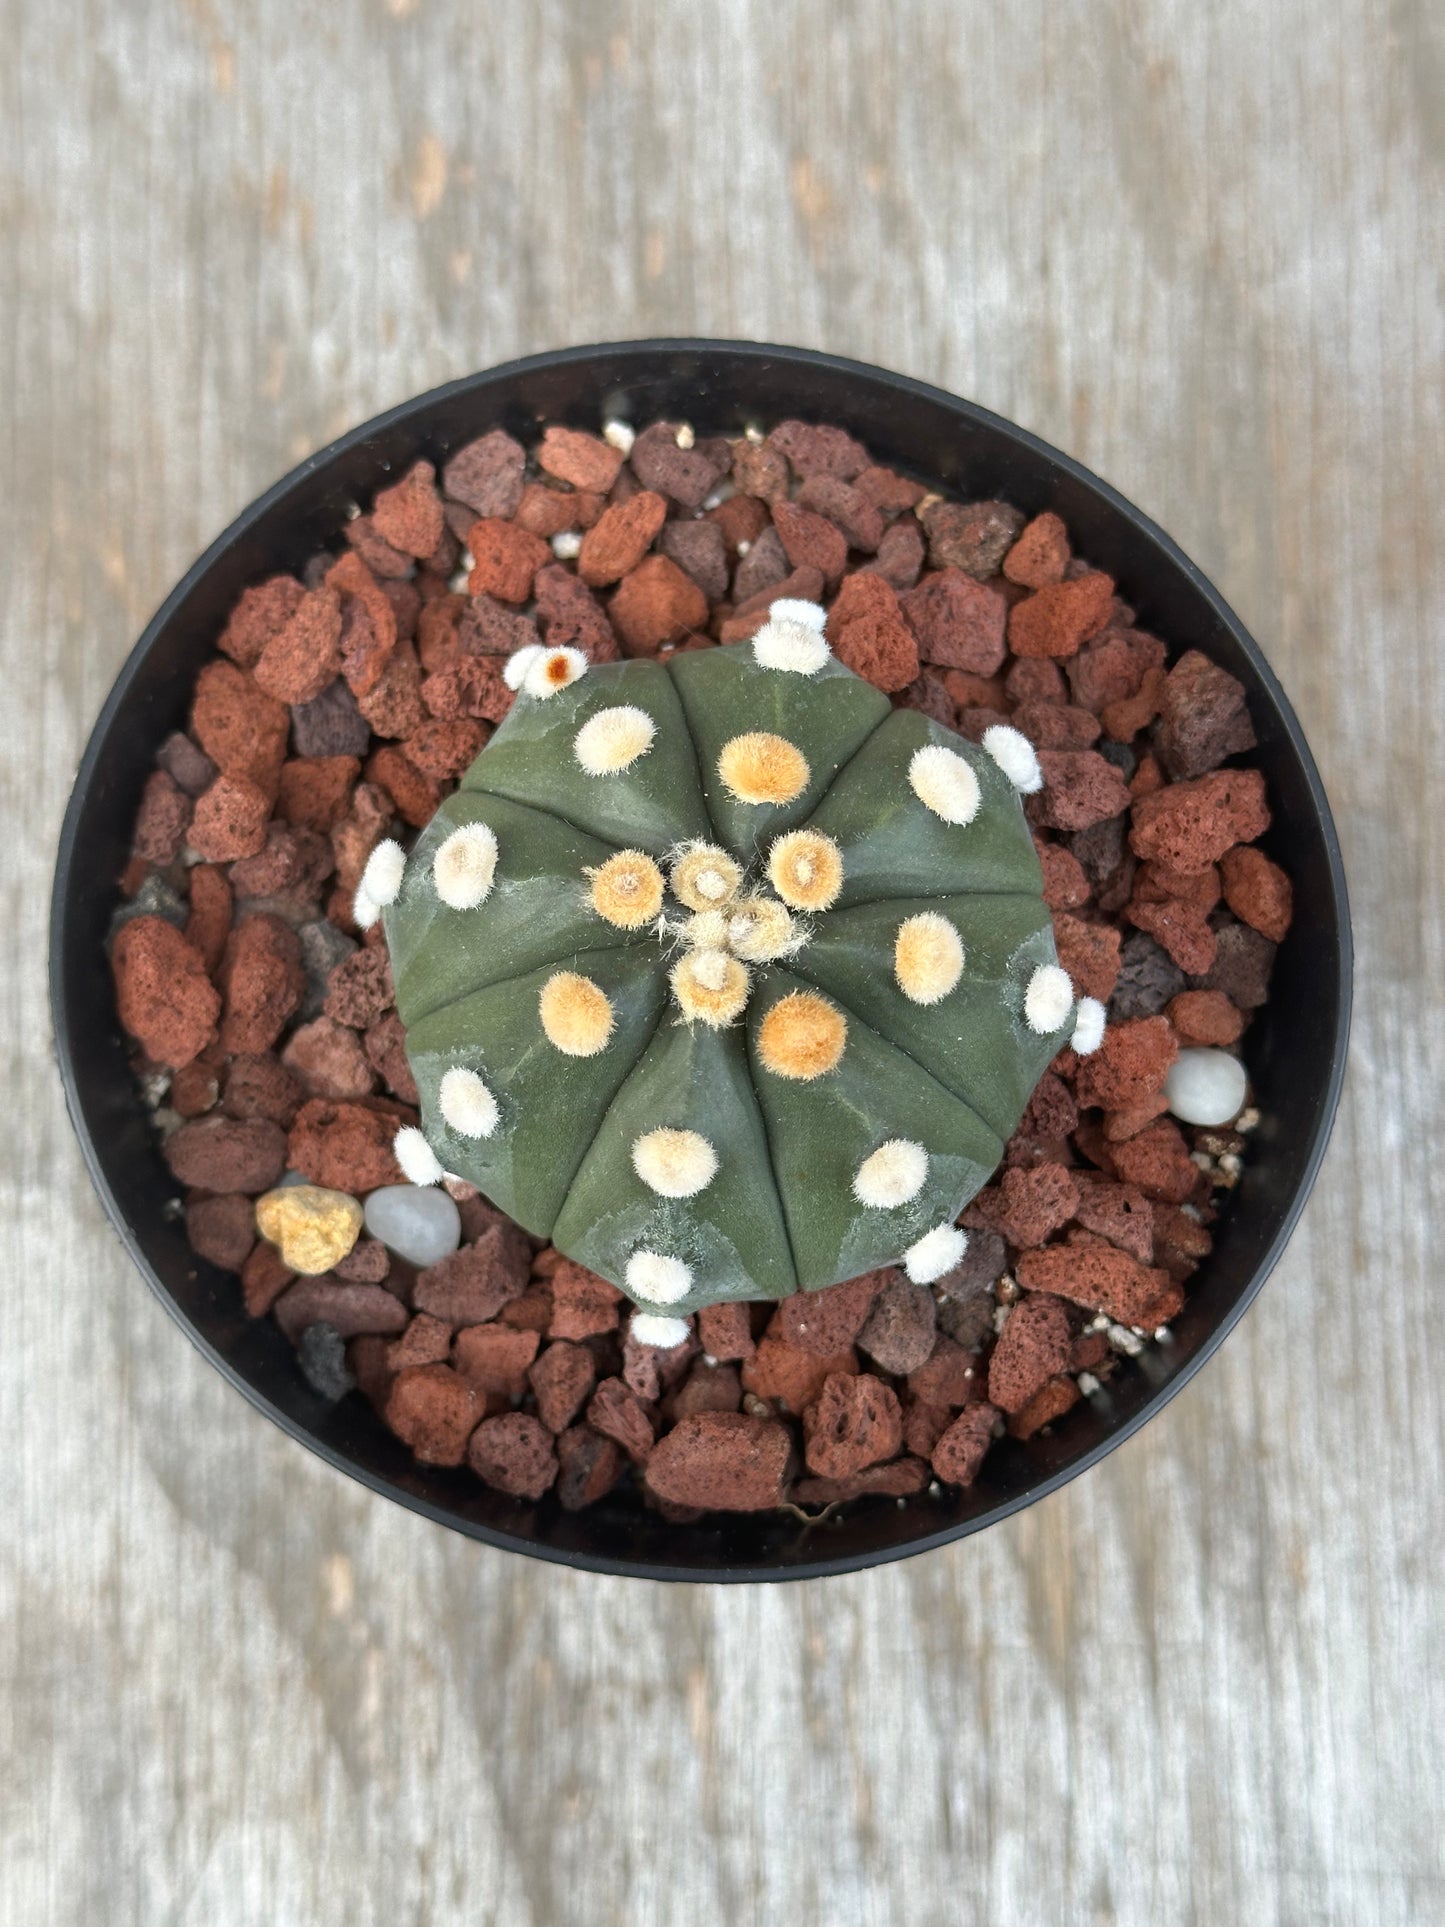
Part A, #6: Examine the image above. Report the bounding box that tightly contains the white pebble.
[1165,1049,1248,1126]
[363,1183,462,1267]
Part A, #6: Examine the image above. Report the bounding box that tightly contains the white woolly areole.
[626,1250,693,1306]
[524,645,588,699]
[894,911,965,1005]
[359,838,405,907]
[690,948,731,992]
[769,597,828,633]
[909,743,983,824]
[852,1139,930,1209]
[352,884,381,931]
[982,723,1044,794]
[393,1126,445,1187]
[631,1127,718,1198]
[752,615,832,675]
[503,643,544,691]
[904,1223,969,1284]
[1071,996,1107,1056]
[630,1311,691,1349]
[438,1067,499,1139]
[574,703,656,775]
[1024,963,1075,1035]
[686,910,730,949]
[433,820,498,910]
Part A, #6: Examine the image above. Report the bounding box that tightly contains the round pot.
[50,341,1352,1581]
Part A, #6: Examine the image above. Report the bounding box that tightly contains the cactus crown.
[378,605,1086,1321]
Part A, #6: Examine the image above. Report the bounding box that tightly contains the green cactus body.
[380,611,1085,1321]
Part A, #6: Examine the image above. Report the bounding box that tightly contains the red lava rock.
[421,655,513,725]
[537,425,623,493]
[554,1424,625,1509]
[897,670,956,728]
[988,1294,1073,1412]
[549,1257,625,1339]
[468,1412,558,1499]
[731,440,791,502]
[532,563,619,659]
[254,587,343,705]
[709,492,770,553]
[131,770,193,863]
[741,1324,857,1415]
[1020,1072,1080,1142]
[609,553,708,654]
[903,1400,953,1459]
[345,514,413,579]
[218,915,305,1054]
[466,518,550,603]
[280,1016,375,1100]
[803,1372,903,1478]
[1051,912,1122,1003]
[385,1364,484,1466]
[453,1323,540,1399]
[323,946,393,1028]
[218,575,307,669]
[190,661,289,798]
[775,1270,888,1356]
[1107,1118,1199,1203]
[242,1241,294,1317]
[286,1098,404,1192]
[1018,1232,1174,1324]
[1156,649,1256,779]
[1075,1015,1179,1112]
[922,499,1025,577]
[157,730,218,798]
[792,1458,931,1506]
[1005,656,1067,705]
[719,565,827,643]
[629,422,730,508]
[796,474,885,551]
[1072,1172,1155,1263]
[668,1361,743,1420]
[417,595,465,671]
[275,1279,409,1345]
[221,1052,303,1127]
[906,1335,982,1408]
[291,679,371,760]
[403,719,485,783]
[443,429,526,519]
[771,500,848,589]
[856,1274,937,1375]
[1194,918,1276,1009]
[169,1059,220,1117]
[1066,628,1165,713]
[931,1404,1000,1486]
[1101,663,1168,742]
[1130,768,1271,872]
[189,774,272,861]
[517,482,589,539]
[1220,845,1293,943]
[334,1237,391,1286]
[586,1376,656,1462]
[697,1299,756,1361]
[1031,750,1132,832]
[577,490,667,586]
[362,1010,418,1102]
[657,519,730,602]
[898,568,1008,675]
[968,1162,1081,1248]
[1008,572,1117,659]
[1127,889,1218,975]
[1013,701,1101,749]
[1008,1375,1082,1439]
[825,572,919,691]
[356,641,427,740]
[365,745,439,828]
[499,1289,554,1335]
[228,823,333,906]
[644,1411,791,1512]
[865,517,926,591]
[325,553,399,692]
[528,1340,597,1433]
[623,1323,698,1402]
[730,524,790,606]
[277,756,359,832]
[112,918,219,1068]
[185,1193,256,1272]
[1167,989,1245,1047]
[386,1313,454,1372]
[1003,511,1070,588]
[767,419,869,482]
[370,460,445,559]
[414,1227,530,1325]
[855,464,926,514]
[164,1115,287,1194]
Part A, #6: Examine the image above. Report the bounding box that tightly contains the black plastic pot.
[50,341,1351,1581]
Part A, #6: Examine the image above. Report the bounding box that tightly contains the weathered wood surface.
[3,3,1441,1922]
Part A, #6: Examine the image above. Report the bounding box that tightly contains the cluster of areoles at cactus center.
[358,598,1107,1348]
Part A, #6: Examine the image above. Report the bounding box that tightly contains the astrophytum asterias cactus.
[372,601,1104,1334]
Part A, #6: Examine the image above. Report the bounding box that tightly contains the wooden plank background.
[3,3,1441,1922]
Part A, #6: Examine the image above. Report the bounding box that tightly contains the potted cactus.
[362,600,1106,1339]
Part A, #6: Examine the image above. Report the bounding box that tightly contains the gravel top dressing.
[109,408,1291,1521]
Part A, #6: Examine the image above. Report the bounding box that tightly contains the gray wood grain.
[3,2,1441,1922]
